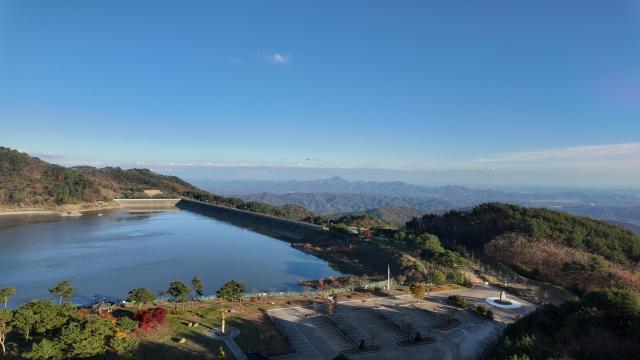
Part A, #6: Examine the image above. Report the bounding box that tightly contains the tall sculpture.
[221,308,226,334]
[387,264,391,291]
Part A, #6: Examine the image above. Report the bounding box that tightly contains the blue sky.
[1,1,639,187]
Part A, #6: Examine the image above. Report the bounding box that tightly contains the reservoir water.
[0,209,344,307]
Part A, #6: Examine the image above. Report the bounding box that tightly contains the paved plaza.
[267,284,536,360]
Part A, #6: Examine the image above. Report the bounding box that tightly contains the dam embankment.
[116,198,401,276]
[113,198,336,242]
[113,198,181,209]
[175,198,339,243]
[175,199,405,277]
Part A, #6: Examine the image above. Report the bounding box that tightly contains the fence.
[152,279,395,304]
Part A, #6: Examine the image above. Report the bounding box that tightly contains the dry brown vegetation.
[485,233,640,292]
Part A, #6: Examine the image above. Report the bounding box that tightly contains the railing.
[152,279,395,303]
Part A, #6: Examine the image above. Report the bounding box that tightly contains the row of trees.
[127,277,246,312]
[4,277,247,312]
[0,280,75,312]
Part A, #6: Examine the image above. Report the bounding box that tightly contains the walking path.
[206,326,247,360]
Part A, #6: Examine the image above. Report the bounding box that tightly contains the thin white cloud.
[27,151,65,159]
[60,160,104,166]
[257,50,292,64]
[161,162,324,169]
[477,142,640,163]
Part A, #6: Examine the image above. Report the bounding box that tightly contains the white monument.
[387,264,391,291]
[221,309,226,334]
[485,290,522,309]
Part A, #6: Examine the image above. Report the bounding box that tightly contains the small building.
[347,227,359,234]
[91,300,115,314]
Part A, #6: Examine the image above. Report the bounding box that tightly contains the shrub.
[429,270,446,286]
[116,317,139,333]
[98,311,117,323]
[475,305,494,319]
[110,336,139,359]
[475,305,488,314]
[134,307,167,330]
[462,276,474,288]
[448,295,467,308]
[446,270,465,285]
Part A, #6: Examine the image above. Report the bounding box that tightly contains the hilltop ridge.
[0,147,312,220]
[0,147,202,206]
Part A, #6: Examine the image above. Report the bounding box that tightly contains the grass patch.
[228,312,293,356]
[134,305,235,360]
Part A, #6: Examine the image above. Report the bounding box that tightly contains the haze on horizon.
[1,0,639,188]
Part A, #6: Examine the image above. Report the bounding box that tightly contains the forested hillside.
[0,147,105,205]
[406,202,640,292]
[404,203,640,358]
[0,147,312,220]
[406,202,640,266]
[0,147,209,205]
[238,191,454,214]
[336,206,425,225]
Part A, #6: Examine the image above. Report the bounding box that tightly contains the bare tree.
[326,301,335,320]
[360,293,369,309]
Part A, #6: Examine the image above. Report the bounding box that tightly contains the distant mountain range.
[200,176,640,206]
[560,205,640,234]
[336,206,426,225]
[237,192,452,214]
[197,177,640,232]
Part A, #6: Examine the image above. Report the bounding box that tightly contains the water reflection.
[0,210,344,308]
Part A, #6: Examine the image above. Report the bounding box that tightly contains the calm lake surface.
[0,209,344,307]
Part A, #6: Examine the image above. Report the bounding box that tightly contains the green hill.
[0,147,202,205]
[406,203,640,293]
[0,147,312,220]
[406,202,640,265]
[405,202,640,358]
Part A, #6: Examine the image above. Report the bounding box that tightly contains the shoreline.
[0,201,124,217]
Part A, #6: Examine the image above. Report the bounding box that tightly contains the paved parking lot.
[269,306,352,359]
[268,285,536,360]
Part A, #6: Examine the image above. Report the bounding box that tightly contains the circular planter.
[485,297,522,309]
